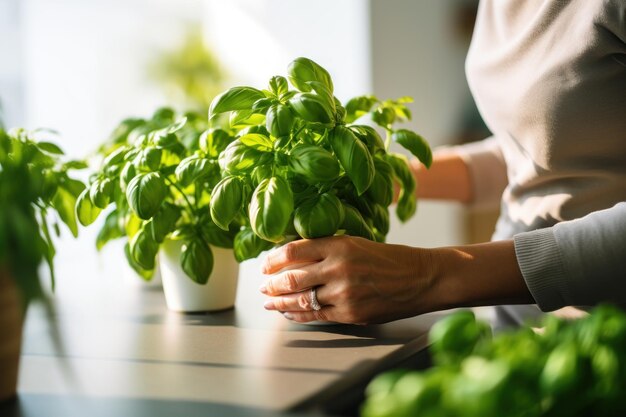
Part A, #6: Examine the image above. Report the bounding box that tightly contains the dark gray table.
[4,254,441,416]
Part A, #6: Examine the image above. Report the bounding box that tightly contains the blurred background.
[0,0,495,291]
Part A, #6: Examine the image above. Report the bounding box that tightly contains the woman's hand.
[260,236,435,324]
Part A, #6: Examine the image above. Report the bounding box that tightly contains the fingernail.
[283,312,294,320]
[259,285,267,294]
[263,300,275,310]
[261,264,268,274]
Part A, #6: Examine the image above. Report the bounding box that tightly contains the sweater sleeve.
[513,202,626,311]
[448,136,508,210]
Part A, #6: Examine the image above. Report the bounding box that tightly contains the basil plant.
[207,57,432,256]
[78,108,238,284]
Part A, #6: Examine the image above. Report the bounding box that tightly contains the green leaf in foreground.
[294,193,344,239]
[126,172,167,220]
[149,203,181,243]
[209,86,266,118]
[392,129,433,168]
[233,227,273,262]
[181,238,214,284]
[96,210,124,250]
[129,226,159,271]
[249,176,293,243]
[52,183,83,237]
[76,188,102,227]
[210,176,244,231]
[330,125,375,196]
[287,57,334,93]
[386,153,416,222]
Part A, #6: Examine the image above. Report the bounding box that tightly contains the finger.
[262,238,331,274]
[264,285,331,312]
[282,307,335,323]
[260,263,326,296]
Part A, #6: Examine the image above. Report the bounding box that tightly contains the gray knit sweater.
[453,0,626,324]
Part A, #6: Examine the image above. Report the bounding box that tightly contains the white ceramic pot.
[159,239,239,313]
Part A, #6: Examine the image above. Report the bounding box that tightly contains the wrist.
[415,241,534,313]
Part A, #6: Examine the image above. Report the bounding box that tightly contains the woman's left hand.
[259,235,435,324]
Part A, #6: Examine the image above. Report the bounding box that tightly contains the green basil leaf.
[233,227,273,262]
[330,125,375,195]
[133,147,163,171]
[349,125,385,154]
[129,225,159,270]
[167,117,188,134]
[152,131,180,149]
[251,164,273,187]
[89,178,114,209]
[289,144,340,184]
[219,139,265,173]
[393,104,412,121]
[96,210,124,250]
[392,129,433,168]
[150,203,181,243]
[340,203,375,241]
[294,193,344,239]
[175,155,217,187]
[102,146,127,167]
[371,203,390,236]
[64,160,89,170]
[126,172,167,220]
[371,106,396,128]
[249,176,293,243]
[52,183,81,237]
[305,81,336,113]
[287,57,334,93]
[210,176,244,231]
[269,75,289,97]
[289,93,334,125]
[239,133,274,152]
[345,95,378,123]
[366,158,394,207]
[266,104,295,138]
[386,153,417,222]
[252,97,273,113]
[180,238,213,284]
[229,109,266,128]
[209,86,265,118]
[124,242,154,281]
[201,220,237,249]
[119,162,136,192]
[76,188,102,227]
[37,141,65,155]
[151,107,175,122]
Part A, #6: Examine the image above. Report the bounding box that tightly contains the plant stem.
[384,128,392,151]
[164,176,197,217]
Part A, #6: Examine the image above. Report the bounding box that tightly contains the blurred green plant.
[150,27,225,111]
[0,127,87,304]
[362,305,626,417]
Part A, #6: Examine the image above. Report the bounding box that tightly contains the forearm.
[410,150,472,203]
[416,240,534,314]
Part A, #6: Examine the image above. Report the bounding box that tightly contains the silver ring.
[310,287,321,311]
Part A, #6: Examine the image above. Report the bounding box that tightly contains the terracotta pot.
[159,239,239,313]
[0,269,23,402]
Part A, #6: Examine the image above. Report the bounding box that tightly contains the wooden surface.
[12,254,442,415]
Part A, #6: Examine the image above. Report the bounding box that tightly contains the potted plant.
[207,57,432,254]
[78,108,240,312]
[0,127,86,401]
